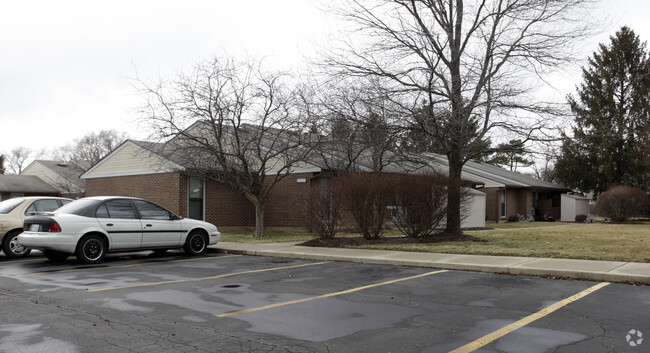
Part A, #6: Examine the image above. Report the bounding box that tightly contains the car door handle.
[145,224,152,227]
[106,223,114,227]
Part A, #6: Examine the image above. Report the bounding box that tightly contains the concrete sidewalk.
[212,241,650,285]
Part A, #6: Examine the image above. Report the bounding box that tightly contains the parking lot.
[0,250,648,353]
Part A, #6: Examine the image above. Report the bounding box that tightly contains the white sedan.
[18,196,221,264]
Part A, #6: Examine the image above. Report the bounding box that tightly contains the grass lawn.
[220,222,650,263]
[358,223,650,263]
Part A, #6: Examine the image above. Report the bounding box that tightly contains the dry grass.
[220,222,650,263]
[357,222,650,263]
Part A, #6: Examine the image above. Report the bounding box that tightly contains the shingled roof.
[0,175,60,194]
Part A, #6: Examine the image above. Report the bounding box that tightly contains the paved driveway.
[0,251,648,352]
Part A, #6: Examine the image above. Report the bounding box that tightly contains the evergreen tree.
[0,155,4,174]
[487,139,534,172]
[555,27,650,195]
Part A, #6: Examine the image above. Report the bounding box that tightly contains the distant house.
[421,153,571,222]
[21,160,86,199]
[0,175,60,201]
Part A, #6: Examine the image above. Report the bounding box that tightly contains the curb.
[213,244,650,285]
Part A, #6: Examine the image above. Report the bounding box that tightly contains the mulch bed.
[299,232,487,248]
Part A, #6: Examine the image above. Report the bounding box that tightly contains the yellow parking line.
[6,255,240,277]
[449,282,611,353]
[88,261,330,292]
[217,269,449,318]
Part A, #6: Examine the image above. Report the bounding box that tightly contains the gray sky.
[1,0,648,157]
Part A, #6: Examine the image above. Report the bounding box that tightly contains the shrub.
[594,185,650,222]
[338,172,393,239]
[507,215,519,223]
[574,214,588,223]
[389,173,449,238]
[304,181,343,239]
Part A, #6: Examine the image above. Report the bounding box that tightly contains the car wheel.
[43,250,69,262]
[184,231,207,256]
[2,231,32,258]
[76,235,106,264]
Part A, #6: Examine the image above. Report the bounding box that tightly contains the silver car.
[19,196,221,264]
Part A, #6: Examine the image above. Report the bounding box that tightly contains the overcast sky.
[1,0,649,158]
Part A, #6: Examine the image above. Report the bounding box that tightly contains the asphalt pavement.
[213,241,650,285]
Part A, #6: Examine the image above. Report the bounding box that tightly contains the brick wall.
[263,173,314,227]
[85,173,184,215]
[484,188,499,221]
[204,180,253,226]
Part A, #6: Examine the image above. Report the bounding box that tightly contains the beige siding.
[462,190,486,228]
[84,142,179,178]
[22,163,81,193]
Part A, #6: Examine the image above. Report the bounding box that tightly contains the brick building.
[421,153,571,222]
[81,140,321,228]
[81,138,569,228]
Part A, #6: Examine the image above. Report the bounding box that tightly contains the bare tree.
[138,55,313,237]
[6,147,35,174]
[322,0,595,235]
[303,80,402,172]
[0,155,5,174]
[54,130,128,167]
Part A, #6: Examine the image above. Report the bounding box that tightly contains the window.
[134,200,173,220]
[0,198,25,214]
[103,200,137,219]
[500,190,507,218]
[25,199,62,215]
[188,177,204,220]
[95,204,109,218]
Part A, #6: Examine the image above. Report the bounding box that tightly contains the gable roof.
[22,160,86,190]
[0,175,60,194]
[422,153,571,191]
[81,140,186,179]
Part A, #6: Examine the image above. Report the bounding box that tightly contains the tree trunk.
[254,203,265,238]
[245,193,265,238]
[445,152,463,235]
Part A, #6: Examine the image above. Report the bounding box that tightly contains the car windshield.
[54,199,101,215]
[0,198,26,214]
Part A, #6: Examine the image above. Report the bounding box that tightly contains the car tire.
[2,230,32,258]
[184,231,207,256]
[43,250,69,263]
[75,234,106,264]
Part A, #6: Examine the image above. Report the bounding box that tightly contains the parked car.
[0,197,72,258]
[18,196,221,264]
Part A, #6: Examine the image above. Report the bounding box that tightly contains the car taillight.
[49,222,62,232]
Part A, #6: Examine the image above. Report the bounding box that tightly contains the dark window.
[104,200,137,219]
[133,200,173,220]
[95,204,109,218]
[55,199,101,216]
[188,177,204,220]
[25,199,62,215]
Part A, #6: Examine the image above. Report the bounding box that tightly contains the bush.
[390,173,449,238]
[594,185,650,222]
[338,172,394,239]
[574,214,588,223]
[304,181,343,239]
[507,215,519,223]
